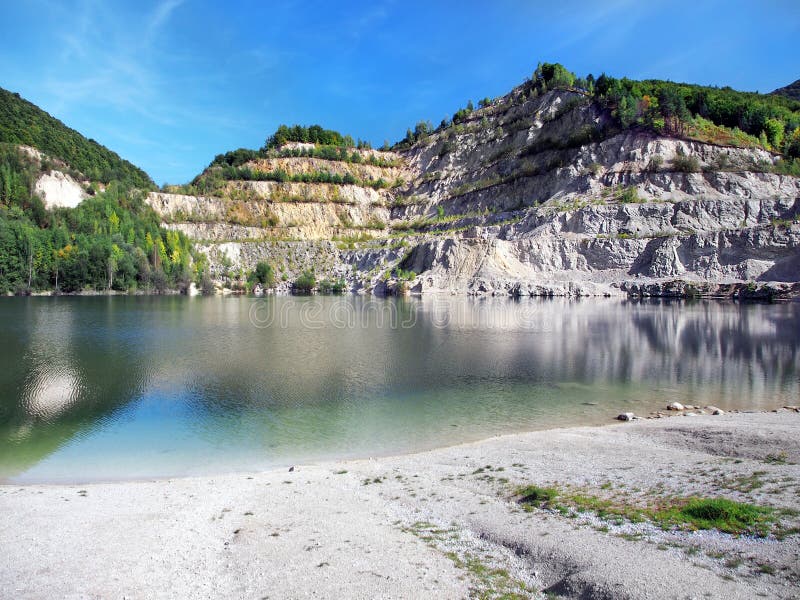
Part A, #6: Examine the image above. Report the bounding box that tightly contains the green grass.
[515,485,559,508]
[403,521,533,599]
[516,484,776,536]
[764,452,792,465]
[669,498,772,535]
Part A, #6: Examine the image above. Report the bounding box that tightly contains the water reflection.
[0,296,798,483]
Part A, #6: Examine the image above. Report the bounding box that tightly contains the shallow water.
[1,295,798,483]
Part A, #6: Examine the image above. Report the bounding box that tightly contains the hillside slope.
[145,68,800,298]
[0,87,154,189]
[0,89,192,295]
[773,79,800,102]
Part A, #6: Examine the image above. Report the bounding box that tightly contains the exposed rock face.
[145,87,800,297]
[35,170,87,209]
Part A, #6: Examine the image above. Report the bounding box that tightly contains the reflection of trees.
[2,296,798,480]
[0,297,159,479]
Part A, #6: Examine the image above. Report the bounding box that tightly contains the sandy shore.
[2,411,799,599]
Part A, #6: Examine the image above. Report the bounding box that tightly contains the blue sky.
[1,0,798,185]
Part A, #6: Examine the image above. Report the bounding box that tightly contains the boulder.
[667,402,684,411]
[616,412,636,421]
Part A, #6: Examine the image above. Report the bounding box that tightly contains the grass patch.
[516,484,776,536]
[404,521,533,599]
[764,452,791,465]
[717,471,768,493]
[670,498,772,535]
[516,485,559,508]
[758,563,776,575]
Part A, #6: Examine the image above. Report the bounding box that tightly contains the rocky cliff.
[145,86,800,298]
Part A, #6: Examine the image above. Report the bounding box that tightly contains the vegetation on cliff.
[0,87,155,189]
[397,63,800,171]
[264,124,358,149]
[206,123,394,176]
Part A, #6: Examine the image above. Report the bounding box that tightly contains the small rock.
[685,412,699,416]
[288,466,295,472]
[711,408,725,415]
[667,402,684,411]
[617,412,636,421]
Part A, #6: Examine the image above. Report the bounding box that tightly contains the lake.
[1,295,798,483]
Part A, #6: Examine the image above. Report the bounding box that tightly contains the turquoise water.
[1,296,798,483]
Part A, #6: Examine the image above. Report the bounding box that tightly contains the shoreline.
[5,404,789,488]
[2,410,798,599]
[5,277,800,300]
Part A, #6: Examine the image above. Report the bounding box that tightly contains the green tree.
[293,270,315,293]
[763,118,785,148]
[249,261,275,287]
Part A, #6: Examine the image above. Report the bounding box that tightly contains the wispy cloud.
[145,0,185,43]
[37,1,222,131]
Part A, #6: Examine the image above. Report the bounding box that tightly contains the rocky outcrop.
[145,87,800,298]
[34,171,87,208]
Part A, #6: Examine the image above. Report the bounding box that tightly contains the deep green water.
[1,296,798,483]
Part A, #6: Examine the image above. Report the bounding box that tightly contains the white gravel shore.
[2,410,799,599]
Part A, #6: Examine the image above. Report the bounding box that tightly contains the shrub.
[671,154,701,173]
[586,162,602,176]
[648,156,664,171]
[516,485,558,508]
[364,217,386,230]
[293,270,315,293]
[318,278,346,294]
[616,186,642,204]
[395,268,416,281]
[249,261,274,287]
[200,274,215,295]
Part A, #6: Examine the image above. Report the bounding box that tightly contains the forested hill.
[0,87,154,189]
[773,80,800,102]
[0,89,196,296]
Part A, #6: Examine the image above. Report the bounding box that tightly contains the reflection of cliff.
[2,297,799,481]
[182,296,800,413]
[402,297,800,408]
